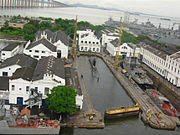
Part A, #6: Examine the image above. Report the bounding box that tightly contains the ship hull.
[104,110,139,119]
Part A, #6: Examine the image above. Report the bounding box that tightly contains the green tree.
[46,86,77,114]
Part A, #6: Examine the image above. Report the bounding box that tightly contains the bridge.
[0,0,66,8]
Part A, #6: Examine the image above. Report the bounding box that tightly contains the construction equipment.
[113,25,123,70]
[71,16,78,58]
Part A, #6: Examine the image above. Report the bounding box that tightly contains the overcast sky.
[57,0,180,18]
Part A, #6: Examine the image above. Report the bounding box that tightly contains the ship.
[104,106,140,119]
[89,57,97,71]
[146,89,180,118]
[123,56,153,85]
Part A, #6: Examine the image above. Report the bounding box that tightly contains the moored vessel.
[104,106,140,119]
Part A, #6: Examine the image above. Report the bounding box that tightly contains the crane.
[71,16,78,57]
[113,25,123,70]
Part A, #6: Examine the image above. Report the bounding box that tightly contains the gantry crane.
[71,16,78,57]
[113,25,123,70]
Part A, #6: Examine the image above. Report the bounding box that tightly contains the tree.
[45,86,77,115]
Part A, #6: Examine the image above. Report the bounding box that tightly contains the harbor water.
[1,7,180,29]
[60,56,180,135]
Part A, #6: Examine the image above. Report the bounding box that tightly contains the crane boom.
[113,25,123,70]
[71,16,78,57]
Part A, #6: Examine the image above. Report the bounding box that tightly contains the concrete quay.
[60,56,104,129]
[78,52,177,130]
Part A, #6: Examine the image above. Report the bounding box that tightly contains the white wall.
[54,40,68,58]
[165,55,180,87]
[9,78,32,104]
[1,45,23,61]
[0,65,21,77]
[9,75,65,105]
[24,43,57,60]
[106,42,139,57]
[78,30,101,53]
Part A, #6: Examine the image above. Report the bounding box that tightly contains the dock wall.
[78,52,177,130]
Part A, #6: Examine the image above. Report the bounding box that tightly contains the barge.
[104,106,140,119]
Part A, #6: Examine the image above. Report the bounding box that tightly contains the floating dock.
[78,52,177,130]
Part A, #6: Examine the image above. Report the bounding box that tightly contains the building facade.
[140,43,180,87]
[77,29,101,53]
[1,43,23,62]
[106,38,140,58]
[165,52,180,87]
[24,30,71,60]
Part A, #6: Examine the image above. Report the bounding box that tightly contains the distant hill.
[53,1,70,7]
[70,3,123,12]
[70,3,165,18]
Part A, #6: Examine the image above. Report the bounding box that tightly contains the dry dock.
[78,52,177,130]
[60,56,104,129]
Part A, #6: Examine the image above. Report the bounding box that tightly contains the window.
[33,55,39,58]
[2,53,5,56]
[85,47,87,50]
[42,51,45,53]
[35,87,38,91]
[12,85,15,91]
[19,88,22,90]
[85,41,87,43]
[26,86,29,93]
[81,41,83,43]
[9,68,11,70]
[29,50,32,52]
[89,41,91,44]
[93,48,95,51]
[2,72,8,76]
[81,47,83,50]
[44,87,49,95]
[35,50,39,53]
[93,42,95,44]
[96,42,99,44]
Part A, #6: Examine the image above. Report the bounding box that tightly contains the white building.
[0,54,37,77]
[140,42,180,87]
[24,30,71,59]
[1,43,24,62]
[106,38,140,57]
[141,43,166,77]
[165,51,180,87]
[9,56,65,105]
[24,38,57,60]
[8,56,83,109]
[77,29,101,53]
[101,33,118,47]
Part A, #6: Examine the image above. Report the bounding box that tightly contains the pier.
[77,52,177,130]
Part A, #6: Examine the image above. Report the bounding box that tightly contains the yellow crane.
[113,25,123,70]
[71,16,78,57]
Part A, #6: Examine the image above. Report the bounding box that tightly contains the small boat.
[104,106,140,119]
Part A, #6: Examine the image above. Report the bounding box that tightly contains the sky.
[57,0,180,18]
